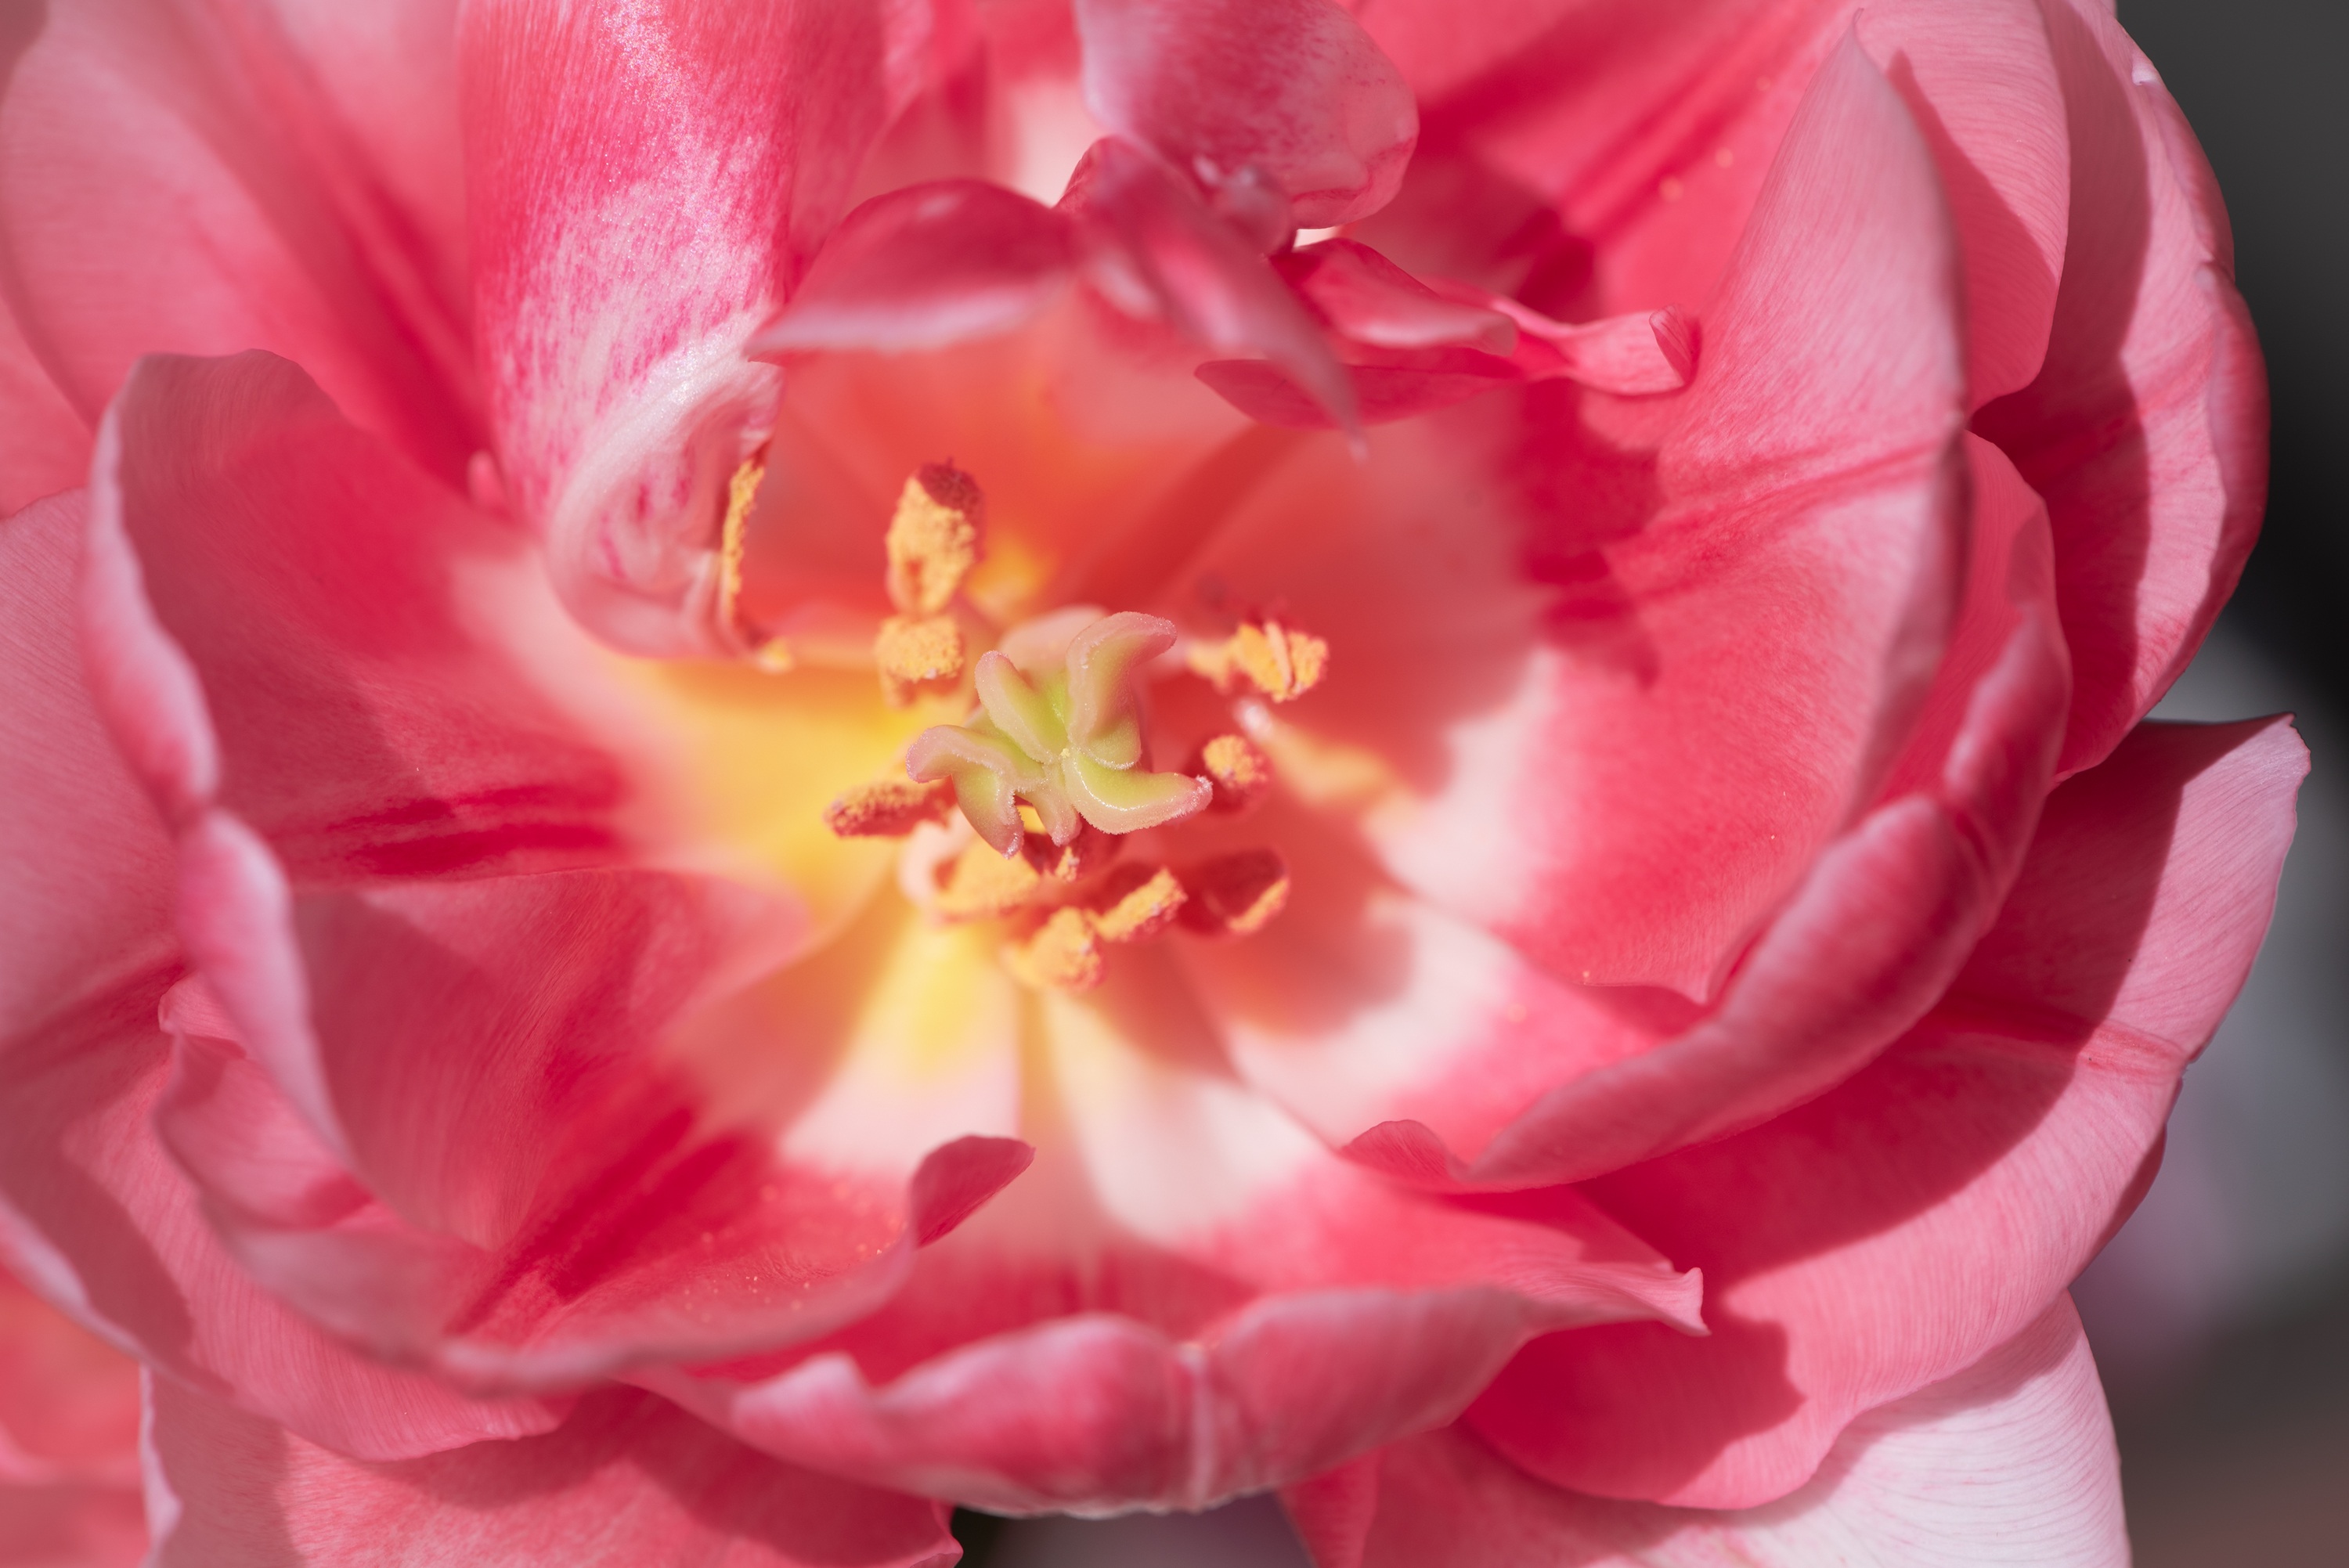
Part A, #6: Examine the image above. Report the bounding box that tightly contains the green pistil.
[905,611,1211,857]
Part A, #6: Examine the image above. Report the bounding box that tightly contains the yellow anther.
[886,463,985,617]
[1088,863,1187,944]
[1188,619,1329,702]
[1178,849,1291,937]
[875,615,965,707]
[1003,906,1104,993]
[935,838,1045,921]
[717,446,769,651]
[1197,733,1274,812]
[823,777,954,838]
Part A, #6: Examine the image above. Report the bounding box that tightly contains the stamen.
[906,611,1211,857]
[1178,849,1291,937]
[886,464,985,617]
[718,447,794,669]
[1003,906,1104,993]
[935,838,1045,921]
[823,777,954,838]
[1187,618,1330,702]
[875,615,966,708]
[864,463,985,705]
[1088,863,1188,943]
[1196,733,1274,812]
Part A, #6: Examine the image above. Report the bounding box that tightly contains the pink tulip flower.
[0,0,2300,1562]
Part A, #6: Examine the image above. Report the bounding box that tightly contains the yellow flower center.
[796,465,1327,993]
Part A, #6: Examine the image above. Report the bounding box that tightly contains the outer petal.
[0,0,478,479]
[0,974,567,1461]
[1974,0,2266,775]
[461,0,939,654]
[1369,34,1966,997]
[1355,0,2068,409]
[1467,717,2304,1507]
[1329,1298,2123,1568]
[658,944,1698,1514]
[150,854,1028,1389]
[144,1380,959,1568]
[81,351,630,884]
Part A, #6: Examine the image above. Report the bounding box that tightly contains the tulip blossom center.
[907,614,1211,857]
[811,466,1328,993]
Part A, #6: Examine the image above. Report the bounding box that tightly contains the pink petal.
[1333,1297,2123,1568]
[1856,0,2071,406]
[0,1483,145,1568]
[659,944,1697,1512]
[0,1262,140,1486]
[1182,34,1968,1011]
[144,1379,958,1568]
[153,854,1030,1388]
[0,302,86,516]
[1194,350,1514,431]
[0,971,567,1460]
[0,0,479,480]
[461,0,939,654]
[1466,716,2304,1507]
[0,492,174,1050]
[1340,436,2068,1187]
[1066,136,1359,434]
[1073,0,1416,228]
[1277,240,1517,355]
[1974,0,2266,776]
[0,1261,146,1565]
[752,180,1077,357]
[81,351,631,883]
[1357,0,2067,406]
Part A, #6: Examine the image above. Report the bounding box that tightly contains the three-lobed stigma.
[904,612,1211,859]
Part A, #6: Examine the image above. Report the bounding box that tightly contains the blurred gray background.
[966,2,2349,1560]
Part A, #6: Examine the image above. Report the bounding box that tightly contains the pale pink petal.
[461,0,942,654]
[152,852,1029,1388]
[1333,1297,2123,1568]
[145,1379,958,1568]
[752,180,1076,357]
[1467,717,2304,1507]
[1975,0,2265,774]
[660,946,1696,1512]
[0,975,566,1461]
[0,0,478,480]
[1073,0,1416,228]
[81,351,632,882]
